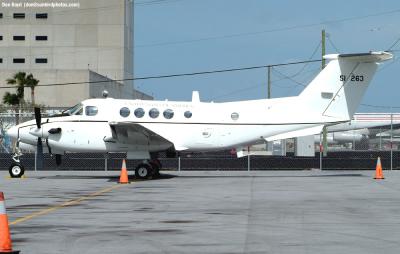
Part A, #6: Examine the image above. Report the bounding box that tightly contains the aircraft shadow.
[31,173,177,182]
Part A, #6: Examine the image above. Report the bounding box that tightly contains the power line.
[210,67,321,101]
[272,69,306,87]
[0,59,322,89]
[327,36,341,53]
[289,41,321,78]
[134,0,188,6]
[135,8,400,48]
[361,104,400,109]
[387,36,400,51]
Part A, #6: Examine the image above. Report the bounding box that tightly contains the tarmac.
[1,170,400,254]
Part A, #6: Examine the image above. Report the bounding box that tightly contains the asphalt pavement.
[1,170,400,254]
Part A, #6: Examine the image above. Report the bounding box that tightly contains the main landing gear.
[135,159,162,179]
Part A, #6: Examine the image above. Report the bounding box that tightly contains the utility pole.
[321,29,328,157]
[267,66,271,99]
[321,29,326,69]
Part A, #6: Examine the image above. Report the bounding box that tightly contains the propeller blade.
[34,107,41,129]
[55,154,62,166]
[46,138,52,155]
[36,137,44,170]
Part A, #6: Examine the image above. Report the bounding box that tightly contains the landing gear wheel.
[9,162,25,178]
[149,159,161,178]
[135,163,153,179]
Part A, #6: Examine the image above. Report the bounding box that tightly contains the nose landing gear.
[9,146,25,178]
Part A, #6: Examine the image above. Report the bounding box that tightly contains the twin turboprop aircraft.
[6,51,393,178]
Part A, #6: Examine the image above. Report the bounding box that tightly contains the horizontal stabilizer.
[264,125,324,142]
[324,51,393,63]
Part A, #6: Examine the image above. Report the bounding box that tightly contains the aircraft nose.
[6,125,18,139]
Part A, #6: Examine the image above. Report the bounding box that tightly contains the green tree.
[3,72,40,124]
[2,92,21,124]
[26,74,39,106]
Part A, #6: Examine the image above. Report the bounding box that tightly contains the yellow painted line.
[10,183,127,225]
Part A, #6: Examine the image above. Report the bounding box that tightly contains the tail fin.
[300,51,392,121]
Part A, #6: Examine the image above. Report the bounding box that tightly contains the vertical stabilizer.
[299,52,392,121]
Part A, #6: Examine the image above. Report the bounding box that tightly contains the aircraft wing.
[264,125,324,142]
[108,122,173,147]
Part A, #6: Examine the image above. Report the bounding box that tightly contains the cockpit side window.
[85,106,98,116]
[50,103,83,117]
[65,103,83,115]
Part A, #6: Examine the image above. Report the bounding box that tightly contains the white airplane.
[6,51,393,178]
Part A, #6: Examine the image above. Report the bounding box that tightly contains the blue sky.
[134,0,400,112]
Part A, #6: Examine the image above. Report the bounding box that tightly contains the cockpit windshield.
[50,103,83,117]
[65,103,83,115]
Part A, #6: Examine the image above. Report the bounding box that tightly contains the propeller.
[33,107,63,169]
[36,137,44,169]
[33,107,44,170]
[34,107,41,128]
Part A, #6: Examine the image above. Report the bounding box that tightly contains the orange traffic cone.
[118,159,130,184]
[0,192,20,254]
[374,157,384,180]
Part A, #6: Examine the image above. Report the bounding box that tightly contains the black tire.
[135,163,153,179]
[149,160,161,178]
[9,162,25,178]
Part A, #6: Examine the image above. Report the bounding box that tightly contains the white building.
[0,0,151,107]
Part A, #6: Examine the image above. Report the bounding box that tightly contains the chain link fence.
[0,108,399,171]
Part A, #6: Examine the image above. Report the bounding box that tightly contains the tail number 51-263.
[340,75,364,82]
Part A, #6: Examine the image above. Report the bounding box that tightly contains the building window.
[13,13,25,19]
[13,58,25,63]
[120,107,130,117]
[149,108,159,118]
[0,13,3,19]
[13,36,25,41]
[35,58,47,64]
[35,36,48,41]
[163,109,174,119]
[0,36,2,41]
[134,108,145,118]
[36,13,48,19]
[184,111,192,118]
[0,58,2,63]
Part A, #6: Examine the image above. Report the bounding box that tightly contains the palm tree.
[26,74,39,106]
[2,92,21,124]
[6,72,27,102]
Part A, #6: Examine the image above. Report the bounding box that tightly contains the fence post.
[34,151,37,171]
[319,133,323,170]
[104,153,108,171]
[390,111,393,171]
[178,155,181,171]
[247,146,250,172]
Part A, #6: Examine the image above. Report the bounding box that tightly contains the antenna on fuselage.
[192,91,200,103]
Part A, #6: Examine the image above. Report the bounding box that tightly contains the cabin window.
[85,106,98,116]
[163,109,174,119]
[134,108,145,118]
[149,108,159,118]
[120,107,130,117]
[231,112,239,120]
[184,111,192,118]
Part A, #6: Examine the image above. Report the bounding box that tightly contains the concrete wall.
[0,69,90,107]
[0,0,140,107]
